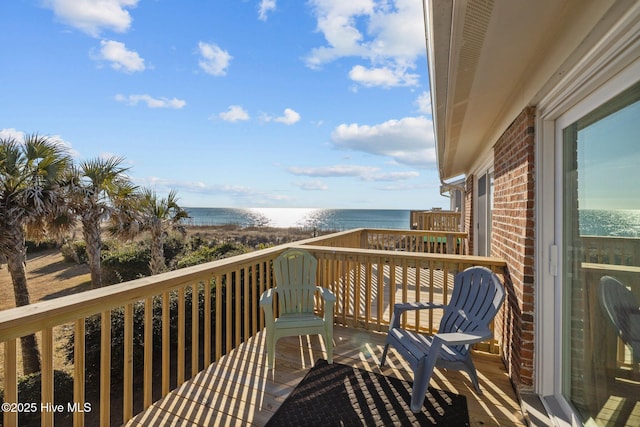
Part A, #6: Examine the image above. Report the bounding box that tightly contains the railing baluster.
[123,303,133,422]
[235,268,241,348]
[376,258,383,330]
[74,319,85,427]
[252,263,258,335]
[204,278,212,367]
[41,327,54,427]
[100,310,111,426]
[428,261,435,331]
[3,339,17,427]
[389,258,397,325]
[192,283,199,377]
[144,297,153,409]
[216,274,223,361]
[177,287,185,386]
[225,271,232,358]
[401,259,408,327]
[162,291,170,396]
[243,266,250,345]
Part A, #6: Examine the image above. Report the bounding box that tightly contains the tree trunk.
[5,230,41,375]
[83,219,103,288]
[149,225,166,275]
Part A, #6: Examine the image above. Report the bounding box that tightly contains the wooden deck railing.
[0,229,500,427]
[311,228,469,255]
[410,210,461,232]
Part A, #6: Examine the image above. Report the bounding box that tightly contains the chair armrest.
[317,287,336,322]
[389,302,445,329]
[316,286,336,303]
[259,287,275,306]
[435,329,492,346]
[260,288,276,325]
[393,302,444,313]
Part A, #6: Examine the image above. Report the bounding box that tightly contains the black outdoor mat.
[265,359,470,426]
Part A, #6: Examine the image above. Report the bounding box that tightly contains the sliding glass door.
[561,82,640,425]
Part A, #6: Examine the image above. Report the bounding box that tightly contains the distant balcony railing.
[410,210,462,232]
[0,228,502,426]
[581,235,640,266]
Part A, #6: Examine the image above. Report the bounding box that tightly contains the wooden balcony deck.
[126,325,526,426]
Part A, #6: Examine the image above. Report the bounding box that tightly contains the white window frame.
[472,156,494,257]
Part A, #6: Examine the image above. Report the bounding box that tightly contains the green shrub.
[163,235,186,266]
[61,240,87,264]
[101,243,150,284]
[25,240,57,253]
[0,370,74,427]
[176,242,246,269]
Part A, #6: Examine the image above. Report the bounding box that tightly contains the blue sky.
[0,0,445,209]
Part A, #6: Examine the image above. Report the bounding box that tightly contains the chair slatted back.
[439,267,505,353]
[600,276,640,349]
[273,249,318,315]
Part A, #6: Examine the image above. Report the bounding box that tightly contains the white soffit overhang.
[426,0,616,180]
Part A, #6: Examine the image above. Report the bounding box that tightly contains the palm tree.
[0,134,72,375]
[63,157,137,288]
[135,188,189,275]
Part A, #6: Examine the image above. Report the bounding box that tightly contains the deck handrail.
[1,228,501,426]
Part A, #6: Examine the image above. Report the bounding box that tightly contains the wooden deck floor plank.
[126,325,526,426]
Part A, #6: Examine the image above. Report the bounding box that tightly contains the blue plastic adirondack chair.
[380,266,505,413]
[599,275,640,365]
[260,248,336,369]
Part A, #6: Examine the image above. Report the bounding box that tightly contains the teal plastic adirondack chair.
[260,248,336,369]
[381,266,505,413]
[599,275,640,365]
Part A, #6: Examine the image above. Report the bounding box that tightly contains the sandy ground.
[0,249,91,311]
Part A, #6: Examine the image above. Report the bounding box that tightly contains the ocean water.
[183,208,640,236]
[580,209,640,237]
[184,207,410,230]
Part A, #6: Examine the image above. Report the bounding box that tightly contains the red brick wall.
[492,106,536,390]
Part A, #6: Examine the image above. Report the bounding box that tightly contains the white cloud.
[276,108,301,125]
[197,42,232,76]
[43,0,139,37]
[258,0,277,21]
[288,165,378,178]
[0,128,80,157]
[262,108,301,125]
[137,176,290,205]
[218,105,250,122]
[331,116,436,168]
[93,40,145,73]
[0,128,25,141]
[349,65,418,88]
[288,164,418,182]
[415,91,432,115]
[295,180,329,191]
[305,0,425,88]
[115,94,186,109]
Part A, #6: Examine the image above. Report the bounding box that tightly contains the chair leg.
[266,331,275,369]
[462,354,481,393]
[411,355,437,413]
[324,327,333,364]
[380,344,390,367]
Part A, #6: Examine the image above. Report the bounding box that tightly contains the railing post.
[360,229,368,249]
